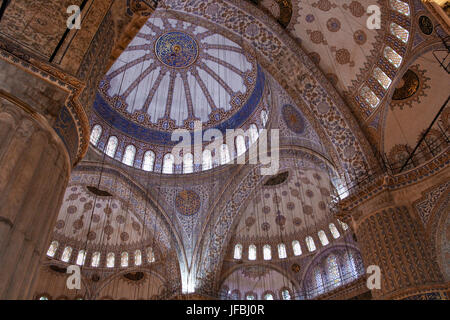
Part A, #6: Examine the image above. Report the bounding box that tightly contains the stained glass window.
[281,289,291,300]
[314,268,324,295]
[231,290,240,300]
[384,46,403,68]
[134,250,142,266]
[390,23,409,43]
[39,296,49,300]
[105,136,118,158]
[248,244,257,260]
[346,251,358,278]
[329,223,341,239]
[147,247,155,263]
[90,124,102,146]
[202,149,212,171]
[142,150,155,172]
[263,244,272,260]
[106,252,115,268]
[122,145,136,166]
[390,0,410,16]
[264,293,274,300]
[306,236,316,252]
[121,252,129,267]
[236,135,246,157]
[292,240,302,256]
[249,124,259,143]
[61,246,72,263]
[318,230,330,246]
[220,144,231,165]
[246,293,256,300]
[361,86,380,108]
[47,241,59,257]
[76,250,87,266]
[278,243,287,259]
[261,110,269,127]
[338,219,349,231]
[234,244,243,260]
[183,152,194,173]
[162,153,174,174]
[91,252,100,267]
[326,254,341,288]
[373,67,392,90]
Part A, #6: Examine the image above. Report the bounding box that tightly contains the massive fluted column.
[0,98,71,299]
[338,171,449,300]
[356,205,443,299]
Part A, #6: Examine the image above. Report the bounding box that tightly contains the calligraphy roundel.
[155,31,199,68]
[175,190,201,216]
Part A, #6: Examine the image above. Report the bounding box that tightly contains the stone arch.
[192,146,340,295]
[69,162,184,294]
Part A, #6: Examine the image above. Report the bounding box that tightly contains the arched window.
[360,86,380,108]
[47,241,59,257]
[338,219,349,231]
[146,247,155,263]
[90,124,102,146]
[281,289,291,300]
[306,236,316,252]
[261,110,268,127]
[329,223,340,239]
[183,152,194,173]
[106,252,115,268]
[61,246,72,263]
[326,254,341,288]
[76,250,87,266]
[373,67,392,90]
[277,243,287,259]
[38,295,49,300]
[263,245,272,260]
[134,250,142,266]
[142,150,155,172]
[249,124,259,143]
[91,252,100,267]
[121,252,129,267]
[231,290,240,300]
[162,153,174,174]
[219,144,230,165]
[390,23,409,43]
[292,240,302,256]
[314,268,324,296]
[105,136,118,158]
[233,244,243,260]
[246,293,256,300]
[345,251,358,278]
[318,230,329,246]
[248,244,257,261]
[390,0,410,16]
[202,149,212,171]
[236,135,246,157]
[263,293,274,300]
[122,145,136,166]
[384,46,402,68]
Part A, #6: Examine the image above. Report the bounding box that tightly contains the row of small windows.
[222,288,293,300]
[360,0,410,108]
[90,120,264,174]
[233,222,348,260]
[46,241,155,268]
[308,251,362,298]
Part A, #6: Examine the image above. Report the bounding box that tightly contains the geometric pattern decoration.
[282,104,306,134]
[175,190,201,216]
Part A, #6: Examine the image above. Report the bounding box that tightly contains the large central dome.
[96,14,262,133]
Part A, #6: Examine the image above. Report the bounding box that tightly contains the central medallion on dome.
[155,31,199,68]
